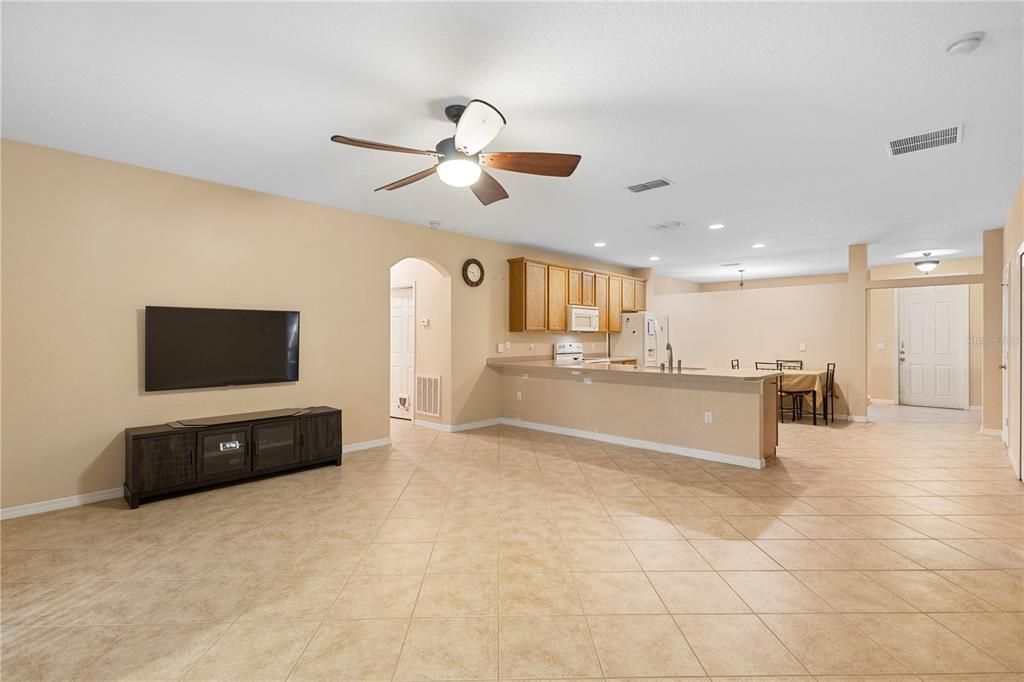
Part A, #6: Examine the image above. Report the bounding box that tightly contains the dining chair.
[779,368,816,425]
[777,359,803,369]
[823,362,836,424]
[731,359,740,369]
[755,361,779,370]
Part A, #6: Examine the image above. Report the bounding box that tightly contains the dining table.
[780,368,831,423]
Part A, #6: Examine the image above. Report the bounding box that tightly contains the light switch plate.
[799,342,806,352]
[876,341,886,350]
[496,343,504,353]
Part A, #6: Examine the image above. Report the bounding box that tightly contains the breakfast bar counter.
[487,357,779,468]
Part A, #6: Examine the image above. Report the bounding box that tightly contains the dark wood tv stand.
[123,406,342,508]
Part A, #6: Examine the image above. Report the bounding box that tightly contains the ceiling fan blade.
[374,166,437,192]
[331,135,439,157]
[479,152,581,177]
[454,99,506,155]
[470,169,509,206]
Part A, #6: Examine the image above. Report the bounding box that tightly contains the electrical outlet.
[583,377,593,384]
[505,341,511,351]
[496,343,504,353]
[520,373,529,379]
[704,411,713,424]
[516,391,522,401]
[529,343,534,351]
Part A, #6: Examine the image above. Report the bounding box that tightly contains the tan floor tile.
[0,625,131,681]
[150,578,268,624]
[647,571,751,613]
[573,571,667,614]
[935,569,1024,610]
[327,574,422,619]
[374,517,441,542]
[879,539,992,569]
[500,541,569,572]
[237,576,345,622]
[500,571,583,614]
[415,573,498,616]
[760,613,908,674]
[813,539,924,570]
[499,616,602,679]
[831,516,926,540]
[674,614,807,676]
[627,540,711,571]
[651,497,716,516]
[721,571,833,613]
[79,623,229,681]
[355,542,433,574]
[588,614,705,676]
[672,516,746,540]
[500,517,561,541]
[287,541,367,576]
[437,515,500,542]
[690,540,782,570]
[725,516,806,539]
[602,496,663,516]
[774,516,865,539]
[556,514,623,540]
[755,540,851,570]
[931,612,1024,671]
[427,541,498,573]
[792,571,916,612]
[563,540,642,571]
[612,515,684,539]
[184,620,317,681]
[844,613,1006,673]
[894,515,989,538]
[866,571,998,611]
[943,539,1024,568]
[395,616,499,680]
[289,618,409,681]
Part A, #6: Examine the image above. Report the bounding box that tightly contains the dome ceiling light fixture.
[947,31,985,55]
[915,252,941,273]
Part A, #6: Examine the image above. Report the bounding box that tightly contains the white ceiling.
[3,2,1022,282]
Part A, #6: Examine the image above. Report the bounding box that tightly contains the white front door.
[898,284,969,409]
[390,286,415,420]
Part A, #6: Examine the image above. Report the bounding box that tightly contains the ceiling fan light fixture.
[454,99,506,155]
[436,159,482,187]
[914,252,940,273]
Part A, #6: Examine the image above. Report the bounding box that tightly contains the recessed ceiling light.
[593,242,606,247]
[649,256,660,261]
[708,223,725,230]
[751,243,766,249]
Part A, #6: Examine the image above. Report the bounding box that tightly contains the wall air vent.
[648,220,684,232]
[627,178,672,193]
[888,125,961,157]
[721,262,741,267]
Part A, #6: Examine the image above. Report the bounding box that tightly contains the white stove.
[553,342,585,365]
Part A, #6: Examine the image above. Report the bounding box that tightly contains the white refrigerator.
[610,312,670,367]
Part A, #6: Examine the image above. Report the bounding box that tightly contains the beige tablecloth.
[781,370,828,409]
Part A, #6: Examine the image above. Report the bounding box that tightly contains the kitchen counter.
[487,356,779,468]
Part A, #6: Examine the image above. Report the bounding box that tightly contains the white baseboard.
[415,418,502,433]
[869,398,895,405]
[497,417,765,470]
[343,437,392,453]
[1,436,392,521]
[978,427,1001,437]
[1,487,123,521]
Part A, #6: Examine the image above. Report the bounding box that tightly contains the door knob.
[1000,364,1007,370]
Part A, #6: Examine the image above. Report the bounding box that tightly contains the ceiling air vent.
[648,220,684,232]
[888,125,961,157]
[721,262,741,267]
[627,177,672,193]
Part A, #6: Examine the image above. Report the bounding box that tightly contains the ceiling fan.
[330,99,581,206]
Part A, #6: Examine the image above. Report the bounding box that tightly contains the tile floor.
[1,406,1022,681]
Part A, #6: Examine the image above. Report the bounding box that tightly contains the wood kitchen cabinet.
[568,269,582,306]
[508,258,645,332]
[621,278,636,312]
[547,265,569,331]
[595,273,609,331]
[608,276,623,332]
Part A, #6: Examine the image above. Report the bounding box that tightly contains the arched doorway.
[389,257,452,428]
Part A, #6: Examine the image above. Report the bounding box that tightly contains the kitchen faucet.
[666,342,674,369]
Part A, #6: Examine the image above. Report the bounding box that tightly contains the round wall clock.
[462,258,485,287]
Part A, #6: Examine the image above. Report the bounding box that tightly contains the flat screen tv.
[145,306,299,391]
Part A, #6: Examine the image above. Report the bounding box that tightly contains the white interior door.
[1003,264,1010,444]
[897,285,969,409]
[390,286,415,420]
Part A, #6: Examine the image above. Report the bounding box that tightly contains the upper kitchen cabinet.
[508,258,548,332]
[508,258,645,333]
[547,265,569,331]
[608,276,623,332]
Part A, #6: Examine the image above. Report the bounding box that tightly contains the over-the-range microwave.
[568,306,600,332]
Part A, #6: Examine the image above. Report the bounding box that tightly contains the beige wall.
[866,258,984,406]
[390,258,452,425]
[982,228,1003,431]
[1002,181,1024,478]
[699,272,847,292]
[0,140,633,507]
[648,282,851,416]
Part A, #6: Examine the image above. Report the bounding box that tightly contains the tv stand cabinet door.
[252,421,300,471]
[302,412,342,461]
[132,433,196,493]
